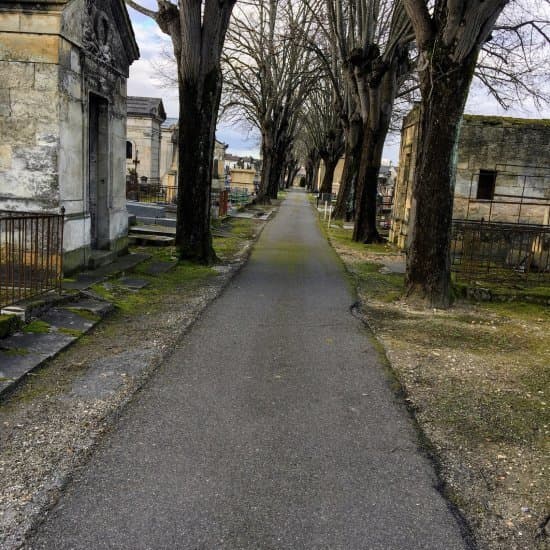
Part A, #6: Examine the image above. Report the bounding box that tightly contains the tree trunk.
[319,155,338,195]
[405,51,478,307]
[256,132,273,204]
[333,118,363,219]
[285,164,298,189]
[176,69,220,263]
[352,61,402,244]
[305,150,318,191]
[352,123,384,243]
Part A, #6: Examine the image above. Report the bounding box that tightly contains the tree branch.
[125,0,158,20]
[402,0,434,49]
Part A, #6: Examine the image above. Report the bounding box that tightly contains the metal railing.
[211,190,229,217]
[127,184,178,204]
[451,220,550,286]
[0,210,64,309]
[229,187,250,208]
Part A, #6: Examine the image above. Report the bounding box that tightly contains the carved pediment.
[83,1,115,64]
[73,0,139,74]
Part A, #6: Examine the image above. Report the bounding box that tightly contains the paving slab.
[118,277,150,290]
[129,234,175,246]
[229,211,256,219]
[144,261,177,275]
[62,253,151,291]
[0,298,112,398]
[379,258,406,274]
[64,298,114,317]
[0,332,75,395]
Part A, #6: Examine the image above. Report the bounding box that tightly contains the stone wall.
[0,6,64,212]
[160,124,177,185]
[389,109,550,250]
[454,116,550,225]
[230,168,256,194]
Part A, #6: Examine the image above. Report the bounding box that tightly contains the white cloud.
[126,5,549,164]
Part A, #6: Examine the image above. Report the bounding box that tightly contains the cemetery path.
[28,190,468,550]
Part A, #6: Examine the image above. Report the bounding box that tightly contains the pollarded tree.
[222,0,319,202]
[308,0,414,241]
[403,0,550,307]
[126,0,236,264]
[296,80,344,195]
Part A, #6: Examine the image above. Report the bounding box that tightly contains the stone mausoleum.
[0,0,139,272]
[390,107,550,249]
[126,96,166,183]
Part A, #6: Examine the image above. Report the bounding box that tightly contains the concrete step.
[130,225,176,238]
[89,249,118,269]
[126,202,167,218]
[135,216,177,228]
[129,234,176,247]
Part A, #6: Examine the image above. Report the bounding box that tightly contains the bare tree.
[402,0,550,307]
[222,0,319,203]
[306,0,413,241]
[295,78,345,195]
[126,0,236,264]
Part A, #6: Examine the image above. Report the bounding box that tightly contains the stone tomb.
[390,107,550,249]
[0,0,139,272]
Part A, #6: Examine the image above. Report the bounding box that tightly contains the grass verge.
[318,210,550,550]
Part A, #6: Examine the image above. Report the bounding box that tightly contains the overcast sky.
[126,2,550,163]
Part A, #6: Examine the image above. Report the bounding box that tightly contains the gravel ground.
[322,221,549,550]
[0,220,264,549]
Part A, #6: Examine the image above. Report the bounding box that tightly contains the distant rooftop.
[162,117,178,129]
[127,97,166,122]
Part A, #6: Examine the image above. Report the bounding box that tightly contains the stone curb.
[0,297,114,399]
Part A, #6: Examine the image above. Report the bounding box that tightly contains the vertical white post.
[328,204,332,228]
[324,201,328,220]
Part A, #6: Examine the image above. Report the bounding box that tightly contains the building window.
[477,169,497,200]
[126,141,133,160]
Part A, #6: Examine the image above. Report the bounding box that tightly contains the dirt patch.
[321,218,549,550]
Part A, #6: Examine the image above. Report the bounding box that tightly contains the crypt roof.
[127,97,167,123]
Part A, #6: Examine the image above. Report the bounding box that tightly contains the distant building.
[155,118,227,190]
[159,117,178,188]
[223,154,260,194]
[126,97,166,183]
[315,157,397,199]
[390,107,550,249]
[0,0,139,272]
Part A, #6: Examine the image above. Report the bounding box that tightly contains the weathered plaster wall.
[0,0,138,272]
[389,108,420,249]
[0,7,63,212]
[160,125,177,185]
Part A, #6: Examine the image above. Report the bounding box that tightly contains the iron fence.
[451,220,550,286]
[0,210,64,309]
[229,187,250,208]
[127,184,178,204]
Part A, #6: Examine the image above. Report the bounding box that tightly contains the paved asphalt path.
[29,190,468,549]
